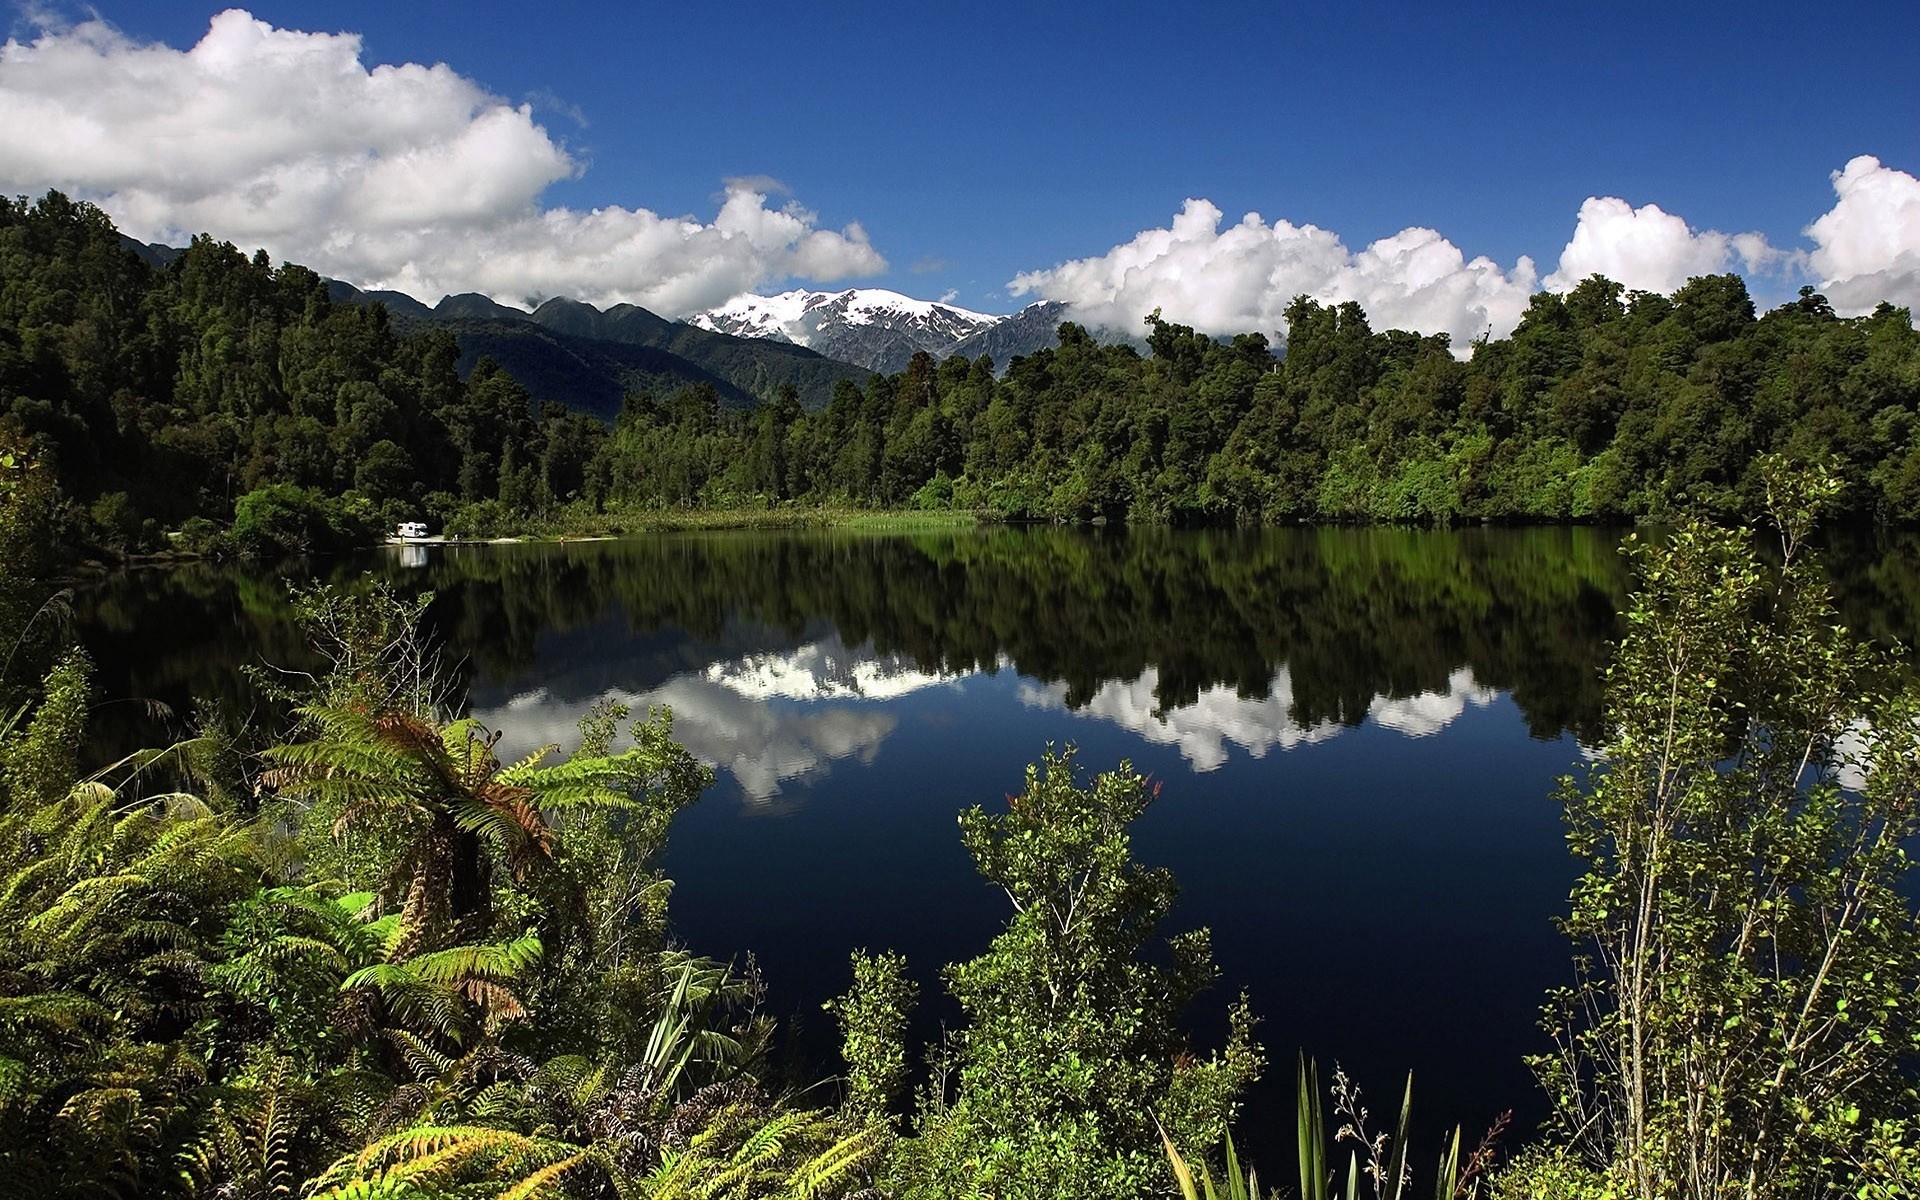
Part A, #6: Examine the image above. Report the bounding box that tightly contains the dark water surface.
[69,524,1920,1162]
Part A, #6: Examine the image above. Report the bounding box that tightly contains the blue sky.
[4,1,1917,339]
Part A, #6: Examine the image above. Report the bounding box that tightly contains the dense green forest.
[0,193,601,556]
[5,191,1920,561]
[609,285,1920,526]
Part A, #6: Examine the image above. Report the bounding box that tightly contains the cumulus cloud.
[0,9,884,312]
[1806,155,1920,317]
[1009,199,1538,353]
[1005,185,1874,351]
[1543,197,1789,295]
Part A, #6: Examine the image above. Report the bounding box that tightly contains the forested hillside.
[611,285,1920,524]
[1,193,616,554]
[324,283,873,418]
[6,190,1920,560]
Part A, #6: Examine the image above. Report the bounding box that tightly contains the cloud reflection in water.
[477,634,974,806]
[1019,665,1497,770]
[477,633,1505,804]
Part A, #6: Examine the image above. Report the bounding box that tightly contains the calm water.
[69,525,1920,1160]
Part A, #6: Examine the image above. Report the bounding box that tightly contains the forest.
[4,191,1920,562]
[7,189,1920,1197]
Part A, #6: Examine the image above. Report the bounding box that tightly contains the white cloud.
[1008,199,1538,355]
[1543,197,1788,295]
[1806,155,1920,318]
[1008,192,1811,353]
[0,9,884,313]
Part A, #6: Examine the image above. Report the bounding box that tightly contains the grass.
[466,506,986,540]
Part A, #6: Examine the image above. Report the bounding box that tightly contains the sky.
[1,0,1916,345]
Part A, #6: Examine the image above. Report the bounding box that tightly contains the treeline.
[8,189,1920,557]
[0,192,602,555]
[612,284,1920,524]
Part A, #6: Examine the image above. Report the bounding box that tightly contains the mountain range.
[689,288,1001,375]
[322,282,875,421]
[687,290,1092,377]
[126,234,1075,418]
[353,286,1082,418]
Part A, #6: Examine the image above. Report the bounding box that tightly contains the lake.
[68,523,1920,1164]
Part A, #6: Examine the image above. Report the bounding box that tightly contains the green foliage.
[11,191,1920,555]
[0,648,88,808]
[826,949,917,1121]
[231,484,376,559]
[1162,1126,1257,1200]
[1535,459,1920,1197]
[0,580,887,1199]
[879,747,1262,1200]
[583,284,1920,530]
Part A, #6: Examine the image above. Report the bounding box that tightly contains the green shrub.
[443,499,513,538]
[229,484,373,558]
[871,749,1262,1200]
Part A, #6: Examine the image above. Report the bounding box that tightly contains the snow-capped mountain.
[689,288,1003,375]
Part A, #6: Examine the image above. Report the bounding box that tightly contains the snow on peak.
[688,288,1000,351]
[688,290,818,343]
[832,288,995,326]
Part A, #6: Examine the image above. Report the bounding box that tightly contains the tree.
[877,748,1261,1200]
[1523,459,1920,1199]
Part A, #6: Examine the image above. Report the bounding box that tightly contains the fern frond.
[781,1123,885,1199]
[407,935,544,984]
[495,1149,592,1200]
[387,1030,456,1084]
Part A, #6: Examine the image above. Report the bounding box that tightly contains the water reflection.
[1019,664,1498,770]
[64,525,1920,1152]
[704,635,982,702]
[78,524,1920,779]
[474,632,983,805]
[486,635,1508,800]
[487,677,899,808]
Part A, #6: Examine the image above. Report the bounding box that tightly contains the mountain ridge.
[691,289,1089,373]
[324,281,872,416]
[689,287,999,374]
[132,219,1086,413]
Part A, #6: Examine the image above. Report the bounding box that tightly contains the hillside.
[326,283,870,413]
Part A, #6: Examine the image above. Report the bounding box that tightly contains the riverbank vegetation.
[5,193,1920,564]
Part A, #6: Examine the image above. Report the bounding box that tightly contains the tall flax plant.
[1531,457,1920,1199]
[1165,1057,1496,1200]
